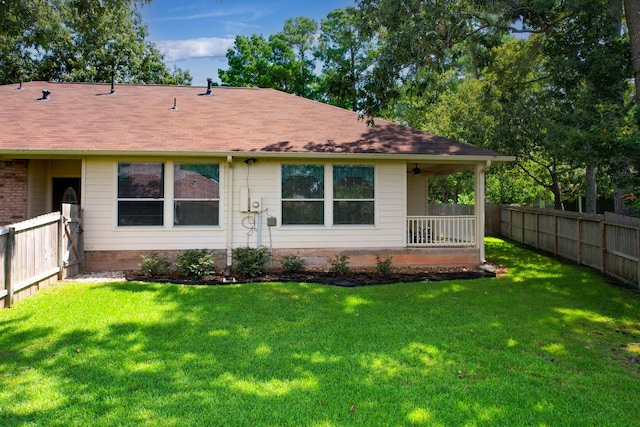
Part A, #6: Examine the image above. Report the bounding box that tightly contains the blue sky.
[140,0,356,86]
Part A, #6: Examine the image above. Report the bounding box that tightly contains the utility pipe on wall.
[225,156,234,276]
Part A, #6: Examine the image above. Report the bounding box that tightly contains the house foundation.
[84,247,481,273]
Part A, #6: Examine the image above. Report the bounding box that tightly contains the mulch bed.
[126,264,499,287]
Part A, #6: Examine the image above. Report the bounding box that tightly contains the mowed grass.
[1,238,639,426]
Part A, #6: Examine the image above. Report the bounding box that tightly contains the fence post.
[637,228,640,289]
[535,212,540,249]
[577,218,582,266]
[5,227,15,308]
[57,213,64,280]
[601,219,606,274]
[554,214,558,257]
[509,209,513,240]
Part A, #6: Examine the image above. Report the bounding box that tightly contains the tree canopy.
[354,0,638,212]
[217,0,639,213]
[0,0,191,85]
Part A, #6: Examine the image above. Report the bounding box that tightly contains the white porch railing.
[407,216,476,247]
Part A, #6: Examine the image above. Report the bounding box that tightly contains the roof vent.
[170,98,178,111]
[199,78,213,96]
[38,90,50,101]
[17,82,24,91]
[110,71,115,94]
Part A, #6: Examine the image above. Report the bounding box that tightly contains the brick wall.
[0,160,28,226]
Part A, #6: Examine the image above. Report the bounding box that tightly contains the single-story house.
[0,81,513,273]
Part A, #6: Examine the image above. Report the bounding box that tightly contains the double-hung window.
[333,165,375,225]
[174,163,220,226]
[117,163,164,226]
[281,164,324,225]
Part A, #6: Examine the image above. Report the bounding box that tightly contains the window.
[117,163,164,226]
[333,165,374,225]
[174,163,220,226]
[281,164,324,225]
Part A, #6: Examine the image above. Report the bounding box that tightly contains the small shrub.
[139,252,170,276]
[280,254,305,273]
[233,246,270,278]
[376,255,394,275]
[176,249,217,279]
[328,254,351,275]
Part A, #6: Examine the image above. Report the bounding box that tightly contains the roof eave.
[0,149,515,163]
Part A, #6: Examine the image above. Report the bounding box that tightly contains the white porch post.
[475,161,490,263]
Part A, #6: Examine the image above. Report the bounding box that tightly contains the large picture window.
[174,163,220,226]
[333,165,375,225]
[117,163,164,226]
[281,164,324,225]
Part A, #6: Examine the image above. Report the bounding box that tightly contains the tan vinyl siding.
[83,158,408,252]
[83,158,228,251]
[233,160,406,250]
[27,160,48,218]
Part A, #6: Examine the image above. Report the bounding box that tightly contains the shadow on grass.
[1,238,639,426]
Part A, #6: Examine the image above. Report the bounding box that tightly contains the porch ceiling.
[407,163,477,177]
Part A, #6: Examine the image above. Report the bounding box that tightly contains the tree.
[0,0,191,85]
[219,34,275,88]
[282,17,318,97]
[357,0,638,214]
[624,0,640,114]
[219,33,306,93]
[538,0,629,212]
[315,7,375,111]
[219,19,319,97]
[0,0,68,83]
[356,0,506,118]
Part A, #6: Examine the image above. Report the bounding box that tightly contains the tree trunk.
[625,0,640,109]
[585,164,598,214]
[552,188,563,210]
[550,170,563,210]
[469,43,480,79]
[614,186,631,215]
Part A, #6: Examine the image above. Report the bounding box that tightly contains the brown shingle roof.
[0,81,509,160]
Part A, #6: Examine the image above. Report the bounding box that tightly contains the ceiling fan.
[408,163,422,175]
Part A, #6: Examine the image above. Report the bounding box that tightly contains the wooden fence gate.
[0,204,82,309]
[62,204,83,278]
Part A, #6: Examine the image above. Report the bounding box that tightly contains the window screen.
[333,165,374,225]
[117,163,164,226]
[281,164,324,225]
[174,163,220,226]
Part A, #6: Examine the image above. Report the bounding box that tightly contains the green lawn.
[1,237,639,426]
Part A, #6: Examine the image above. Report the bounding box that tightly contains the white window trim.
[115,161,166,228]
[332,164,376,227]
[115,160,222,229]
[279,162,378,227]
[172,162,221,227]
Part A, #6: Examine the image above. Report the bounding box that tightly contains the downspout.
[476,160,491,263]
[225,156,234,277]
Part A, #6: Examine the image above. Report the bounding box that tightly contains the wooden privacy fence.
[499,206,640,288]
[0,204,82,309]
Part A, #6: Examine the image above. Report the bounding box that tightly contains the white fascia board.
[0,149,515,163]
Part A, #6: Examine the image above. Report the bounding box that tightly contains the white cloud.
[150,8,270,24]
[156,37,235,62]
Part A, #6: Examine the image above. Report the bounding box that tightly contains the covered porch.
[405,161,488,261]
